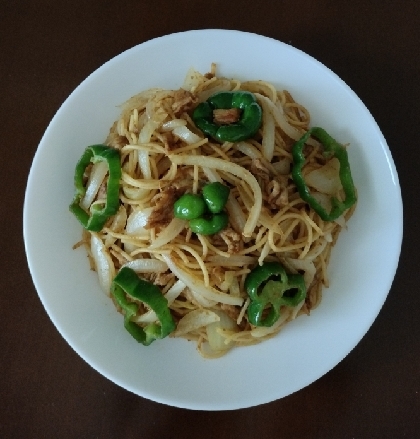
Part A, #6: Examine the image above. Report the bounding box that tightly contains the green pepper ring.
[245,262,306,327]
[111,267,176,346]
[69,144,121,232]
[192,91,262,143]
[291,127,357,221]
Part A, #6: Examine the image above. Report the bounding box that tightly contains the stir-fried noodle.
[75,65,356,357]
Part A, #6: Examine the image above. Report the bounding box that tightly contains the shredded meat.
[218,228,242,254]
[146,179,191,229]
[220,304,240,322]
[158,131,177,151]
[250,158,270,181]
[146,186,181,229]
[96,181,107,201]
[105,121,127,150]
[213,108,241,125]
[83,163,93,185]
[211,266,225,286]
[171,89,197,116]
[153,271,175,286]
[267,179,289,208]
[169,177,194,192]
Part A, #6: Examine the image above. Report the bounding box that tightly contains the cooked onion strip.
[257,93,318,146]
[122,259,168,273]
[162,254,244,306]
[90,233,115,294]
[149,218,187,249]
[80,161,108,210]
[76,67,355,358]
[174,309,220,337]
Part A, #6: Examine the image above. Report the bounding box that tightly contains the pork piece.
[213,108,241,125]
[267,179,289,208]
[96,181,107,201]
[146,179,191,229]
[220,304,240,322]
[218,228,242,254]
[105,121,127,149]
[250,158,270,181]
[153,271,175,286]
[171,89,198,116]
[211,266,225,287]
[156,131,176,151]
[146,186,180,229]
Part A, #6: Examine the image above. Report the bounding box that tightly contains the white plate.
[23,29,403,410]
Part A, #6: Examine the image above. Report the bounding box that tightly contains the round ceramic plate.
[23,29,403,410]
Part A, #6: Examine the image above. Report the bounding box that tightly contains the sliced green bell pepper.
[291,127,357,221]
[192,91,262,142]
[69,144,121,232]
[245,262,306,327]
[111,266,176,346]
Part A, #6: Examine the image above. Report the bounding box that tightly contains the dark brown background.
[1,0,418,437]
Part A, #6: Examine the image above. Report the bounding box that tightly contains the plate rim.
[23,28,403,410]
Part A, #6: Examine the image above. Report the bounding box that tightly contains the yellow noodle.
[78,66,356,358]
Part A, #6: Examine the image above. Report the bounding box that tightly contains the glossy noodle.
[74,64,356,358]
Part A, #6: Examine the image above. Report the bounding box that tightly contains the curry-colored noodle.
[75,64,356,358]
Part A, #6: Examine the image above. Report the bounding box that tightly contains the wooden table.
[2,1,418,437]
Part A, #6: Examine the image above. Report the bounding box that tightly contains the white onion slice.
[90,233,115,294]
[182,67,205,91]
[80,161,108,210]
[225,195,247,235]
[201,166,221,183]
[256,94,317,146]
[104,206,127,247]
[149,217,186,249]
[138,111,167,143]
[172,126,202,144]
[310,192,332,214]
[162,254,244,306]
[126,207,154,236]
[206,310,237,352]
[334,214,346,228]
[188,287,216,308]
[122,259,168,273]
[174,309,220,336]
[305,158,341,195]
[161,119,187,132]
[138,150,152,179]
[235,141,262,159]
[165,279,187,303]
